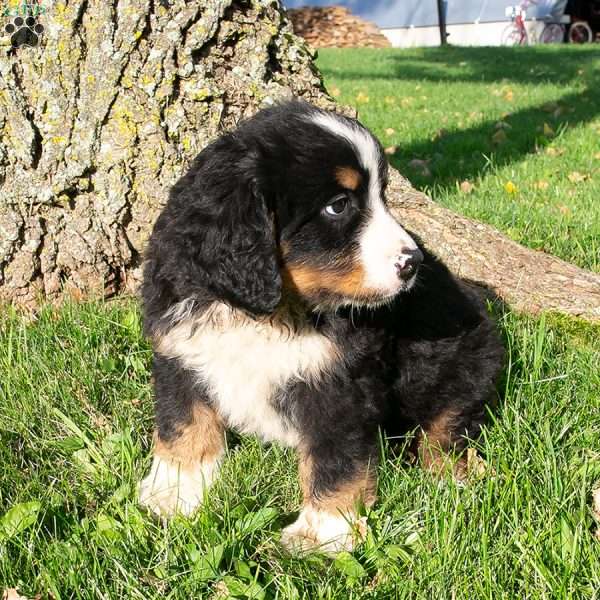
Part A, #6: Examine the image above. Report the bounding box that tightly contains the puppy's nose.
[395,247,424,281]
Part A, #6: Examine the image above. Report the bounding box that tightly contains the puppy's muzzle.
[395,247,424,282]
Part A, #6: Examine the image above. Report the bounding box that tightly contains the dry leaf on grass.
[384,127,395,136]
[567,171,587,183]
[384,146,397,156]
[492,129,508,145]
[557,204,572,215]
[504,89,514,102]
[460,180,475,194]
[592,487,600,541]
[408,158,431,177]
[543,122,555,137]
[2,590,31,600]
[545,147,564,157]
[542,101,559,113]
[467,448,496,478]
[504,181,518,195]
[533,180,550,190]
[356,91,369,104]
[592,487,600,520]
[330,86,341,97]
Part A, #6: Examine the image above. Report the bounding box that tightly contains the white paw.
[138,455,220,517]
[281,506,367,555]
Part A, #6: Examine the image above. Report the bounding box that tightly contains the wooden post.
[437,0,448,45]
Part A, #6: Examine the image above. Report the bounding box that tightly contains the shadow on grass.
[319,46,600,193]
[389,85,600,193]
[325,45,600,85]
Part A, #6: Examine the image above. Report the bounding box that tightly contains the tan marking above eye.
[335,166,362,191]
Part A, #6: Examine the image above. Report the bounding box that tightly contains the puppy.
[138,100,504,553]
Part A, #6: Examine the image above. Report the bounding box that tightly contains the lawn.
[1,47,599,599]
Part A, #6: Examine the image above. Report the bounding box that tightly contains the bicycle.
[502,0,566,45]
[568,20,593,43]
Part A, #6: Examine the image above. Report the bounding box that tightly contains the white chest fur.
[156,303,339,447]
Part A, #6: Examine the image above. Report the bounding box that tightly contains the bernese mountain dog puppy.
[138,100,504,554]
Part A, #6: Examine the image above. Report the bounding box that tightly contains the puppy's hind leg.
[139,354,224,517]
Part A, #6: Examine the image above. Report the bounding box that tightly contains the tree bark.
[0,0,333,305]
[1,0,599,322]
[387,170,600,323]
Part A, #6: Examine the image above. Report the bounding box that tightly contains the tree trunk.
[0,0,333,306]
[1,1,599,322]
[387,171,600,323]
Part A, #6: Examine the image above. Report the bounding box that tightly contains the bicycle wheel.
[502,24,526,45]
[540,23,565,43]
[568,21,593,43]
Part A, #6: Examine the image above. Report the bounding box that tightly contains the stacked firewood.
[287,6,391,48]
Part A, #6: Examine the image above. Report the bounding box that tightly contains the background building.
[284,0,570,46]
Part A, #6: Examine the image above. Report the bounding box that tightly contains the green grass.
[317,46,600,272]
[1,47,600,598]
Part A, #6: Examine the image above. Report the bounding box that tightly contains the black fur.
[142,100,504,506]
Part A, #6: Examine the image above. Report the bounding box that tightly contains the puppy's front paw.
[281,506,367,555]
[138,456,219,517]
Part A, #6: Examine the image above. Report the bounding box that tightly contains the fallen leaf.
[557,204,572,215]
[401,97,413,107]
[504,181,518,194]
[330,86,341,97]
[504,89,514,101]
[542,101,559,113]
[408,158,431,177]
[545,147,564,157]
[384,127,395,136]
[543,122,555,137]
[432,128,448,141]
[534,180,550,190]
[460,180,475,194]
[592,486,600,540]
[492,129,508,145]
[384,146,397,156]
[593,487,600,519]
[2,590,30,600]
[568,171,587,183]
[356,91,369,104]
[466,448,496,478]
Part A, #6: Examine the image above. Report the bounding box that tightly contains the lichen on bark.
[0,0,333,305]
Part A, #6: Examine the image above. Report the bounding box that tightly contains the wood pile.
[287,6,391,48]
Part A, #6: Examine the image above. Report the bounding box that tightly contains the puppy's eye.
[324,195,349,217]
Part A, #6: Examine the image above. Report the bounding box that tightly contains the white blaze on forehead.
[309,111,382,202]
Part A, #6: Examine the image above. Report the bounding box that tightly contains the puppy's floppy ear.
[153,147,282,315]
[205,175,282,314]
